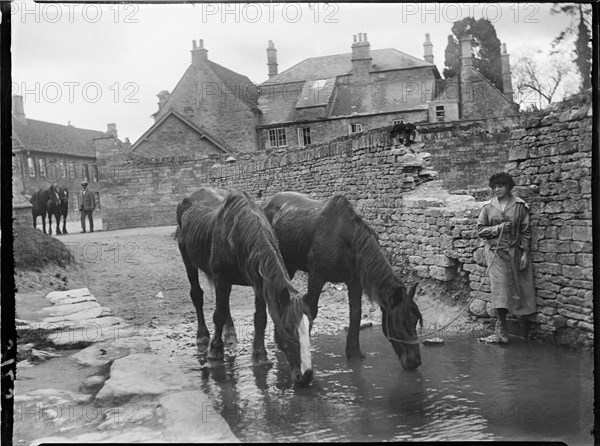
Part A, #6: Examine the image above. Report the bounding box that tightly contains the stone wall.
[417,116,521,190]
[97,95,593,349]
[467,94,593,349]
[96,127,436,230]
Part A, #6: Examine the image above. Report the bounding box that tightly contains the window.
[436,105,445,120]
[27,157,35,177]
[349,123,363,134]
[68,161,75,179]
[91,164,99,183]
[38,159,46,178]
[297,127,311,147]
[268,128,287,148]
[393,119,404,125]
[82,163,89,181]
[73,194,79,211]
[60,161,66,178]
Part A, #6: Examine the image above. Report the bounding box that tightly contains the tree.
[512,45,579,110]
[443,35,460,79]
[443,17,503,91]
[551,3,592,91]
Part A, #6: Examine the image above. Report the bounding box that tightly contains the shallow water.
[192,327,594,444]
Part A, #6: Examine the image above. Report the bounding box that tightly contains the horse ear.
[408,283,418,300]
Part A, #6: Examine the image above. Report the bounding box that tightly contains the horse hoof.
[346,350,366,360]
[196,335,210,347]
[207,350,224,361]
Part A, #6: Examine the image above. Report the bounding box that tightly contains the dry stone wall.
[96,95,593,349]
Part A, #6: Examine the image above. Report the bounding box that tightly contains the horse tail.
[176,197,193,229]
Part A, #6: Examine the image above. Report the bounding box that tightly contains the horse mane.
[325,195,405,308]
[218,191,303,342]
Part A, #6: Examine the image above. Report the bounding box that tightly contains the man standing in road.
[79,180,96,233]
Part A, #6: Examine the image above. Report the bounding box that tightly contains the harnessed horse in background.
[53,186,69,235]
[29,185,61,235]
[263,192,422,370]
[176,187,313,386]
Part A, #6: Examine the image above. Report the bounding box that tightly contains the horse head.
[273,285,313,387]
[57,187,69,205]
[47,184,61,208]
[381,283,422,370]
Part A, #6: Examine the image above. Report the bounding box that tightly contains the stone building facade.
[132,32,518,156]
[12,95,124,216]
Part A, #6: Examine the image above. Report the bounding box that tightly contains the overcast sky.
[11,2,575,143]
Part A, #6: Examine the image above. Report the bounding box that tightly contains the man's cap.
[81,181,88,185]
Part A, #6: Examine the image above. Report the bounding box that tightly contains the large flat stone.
[49,318,132,347]
[40,301,102,318]
[159,391,239,443]
[95,354,194,405]
[46,288,95,304]
[70,336,150,367]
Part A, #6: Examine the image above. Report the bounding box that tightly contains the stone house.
[132,33,517,155]
[12,95,123,215]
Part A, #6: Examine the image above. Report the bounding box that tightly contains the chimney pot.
[107,123,118,138]
[423,33,434,64]
[266,40,278,78]
[191,38,208,65]
[12,95,26,124]
[353,34,357,43]
[460,36,473,67]
[502,43,507,54]
[363,33,368,41]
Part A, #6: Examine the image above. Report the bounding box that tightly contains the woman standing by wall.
[477,172,536,343]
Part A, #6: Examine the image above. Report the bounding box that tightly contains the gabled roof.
[262,48,434,85]
[131,109,232,154]
[12,117,105,157]
[207,60,259,110]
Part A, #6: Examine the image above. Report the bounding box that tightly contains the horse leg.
[180,248,210,346]
[55,213,62,235]
[252,292,270,365]
[346,279,365,359]
[303,272,326,321]
[223,294,237,345]
[208,277,231,361]
[62,213,68,234]
[41,214,47,235]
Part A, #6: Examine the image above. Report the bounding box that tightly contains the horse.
[176,187,313,386]
[53,186,69,235]
[29,185,61,235]
[262,192,422,370]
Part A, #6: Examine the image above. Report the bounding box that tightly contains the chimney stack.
[267,40,278,79]
[351,32,372,79]
[191,39,208,65]
[107,123,118,138]
[460,36,473,67]
[423,33,434,64]
[157,90,170,109]
[501,43,514,102]
[12,95,26,124]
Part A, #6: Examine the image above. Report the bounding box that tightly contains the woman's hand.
[519,251,528,270]
[498,221,511,234]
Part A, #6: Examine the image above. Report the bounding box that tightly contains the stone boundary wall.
[97,96,592,349]
[417,116,520,190]
[96,127,437,230]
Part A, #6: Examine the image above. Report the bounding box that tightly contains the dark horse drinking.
[263,192,422,370]
[176,187,313,386]
[29,185,61,235]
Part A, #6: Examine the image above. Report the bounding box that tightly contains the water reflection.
[192,327,593,444]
